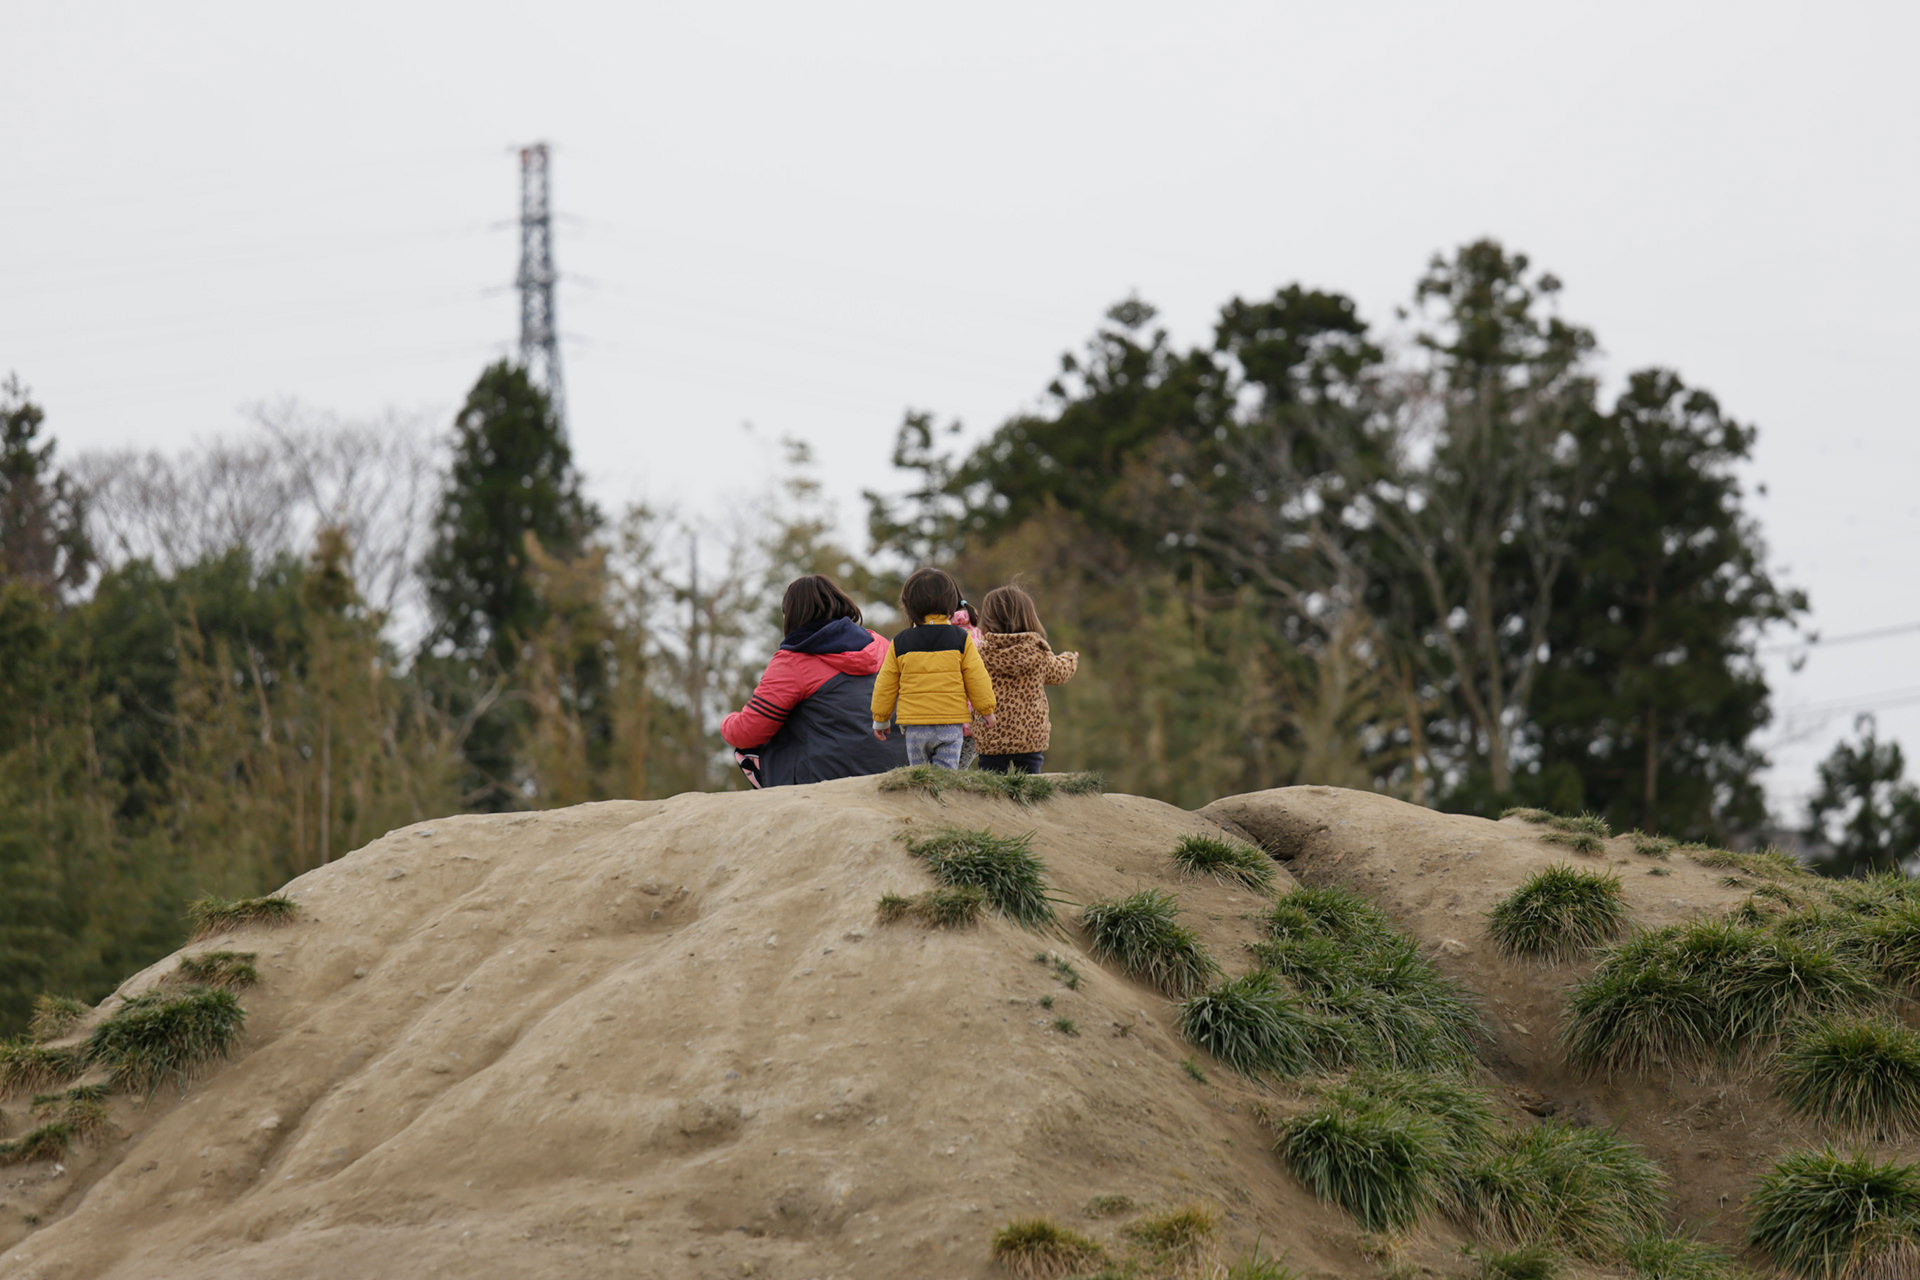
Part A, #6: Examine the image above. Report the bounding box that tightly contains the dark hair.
[781,575,862,634]
[899,567,962,624]
[979,585,1046,641]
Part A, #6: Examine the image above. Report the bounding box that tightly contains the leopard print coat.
[971,631,1078,755]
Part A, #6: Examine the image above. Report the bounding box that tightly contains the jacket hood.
[979,631,1048,651]
[781,618,888,675]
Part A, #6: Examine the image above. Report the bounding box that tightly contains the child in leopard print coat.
[970,585,1078,774]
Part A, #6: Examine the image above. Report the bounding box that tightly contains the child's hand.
[980,712,997,728]
[872,722,890,741]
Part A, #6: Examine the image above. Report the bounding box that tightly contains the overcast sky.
[6,0,1917,818]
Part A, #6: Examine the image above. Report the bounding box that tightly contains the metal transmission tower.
[515,142,566,433]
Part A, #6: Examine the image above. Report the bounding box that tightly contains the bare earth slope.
[8,781,1900,1279]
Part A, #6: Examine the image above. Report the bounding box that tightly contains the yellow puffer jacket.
[870,616,997,726]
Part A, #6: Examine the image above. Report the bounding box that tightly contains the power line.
[1761,621,1920,655]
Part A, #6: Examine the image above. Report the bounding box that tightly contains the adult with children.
[721,575,907,787]
[870,567,997,770]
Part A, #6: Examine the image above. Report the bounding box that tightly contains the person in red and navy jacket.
[721,575,908,787]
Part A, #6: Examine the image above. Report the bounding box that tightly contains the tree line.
[2,238,1914,1036]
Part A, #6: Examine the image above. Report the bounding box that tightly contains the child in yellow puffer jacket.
[870,567,996,770]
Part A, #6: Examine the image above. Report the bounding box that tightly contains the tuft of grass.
[1275,1097,1448,1231]
[28,994,87,1041]
[1329,1069,1496,1162]
[1458,1122,1667,1259]
[1487,866,1628,960]
[1220,1241,1299,1280]
[0,1120,75,1166]
[1122,1203,1217,1257]
[1052,1017,1078,1036]
[1170,833,1276,892]
[1084,1194,1136,1219]
[175,951,259,989]
[990,1217,1106,1279]
[1627,832,1676,859]
[1179,971,1334,1079]
[1859,903,1920,994]
[1082,889,1220,997]
[906,827,1057,928]
[1182,1057,1208,1083]
[186,893,297,938]
[1032,951,1082,990]
[1262,885,1398,947]
[1679,845,1808,881]
[85,986,246,1093]
[1474,1243,1563,1280]
[917,886,988,928]
[1564,921,1878,1076]
[1773,1017,1920,1137]
[31,1085,111,1139]
[1540,830,1604,855]
[1620,1231,1747,1280]
[0,1039,83,1096]
[1501,807,1558,825]
[881,765,1096,805]
[876,893,917,923]
[1556,813,1611,838]
[1745,1148,1920,1280]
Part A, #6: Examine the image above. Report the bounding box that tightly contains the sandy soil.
[4,781,1904,1279]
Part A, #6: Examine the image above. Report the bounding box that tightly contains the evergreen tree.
[1805,716,1920,876]
[0,375,92,596]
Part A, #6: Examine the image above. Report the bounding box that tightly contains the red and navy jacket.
[722,618,907,786]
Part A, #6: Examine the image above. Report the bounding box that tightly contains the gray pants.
[902,723,965,769]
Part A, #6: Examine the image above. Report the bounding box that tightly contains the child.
[870,567,997,770]
[950,598,985,768]
[971,585,1078,774]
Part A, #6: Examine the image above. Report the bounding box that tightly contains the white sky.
[5,0,1918,820]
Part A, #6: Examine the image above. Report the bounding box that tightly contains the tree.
[422,361,598,668]
[1,375,92,596]
[1529,369,1805,838]
[1805,716,1920,876]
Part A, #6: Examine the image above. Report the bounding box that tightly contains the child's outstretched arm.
[1043,649,1079,686]
[959,634,997,720]
[870,643,902,738]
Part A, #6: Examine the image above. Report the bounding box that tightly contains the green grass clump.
[1627,832,1676,859]
[1181,1057,1208,1082]
[1053,772,1104,795]
[1170,833,1276,892]
[1745,1148,1920,1280]
[876,893,916,923]
[1541,830,1604,855]
[1262,885,1398,947]
[28,994,87,1041]
[1620,1231,1747,1279]
[1859,903,1920,994]
[31,1084,110,1139]
[905,827,1057,928]
[1556,813,1612,838]
[1564,921,1878,1076]
[1679,845,1807,881]
[877,886,988,927]
[1179,972,1332,1078]
[1459,1122,1667,1259]
[175,951,259,988]
[1501,808,1558,825]
[0,1120,75,1166]
[1121,1203,1217,1257]
[990,1217,1106,1279]
[881,765,1100,805]
[1487,866,1628,960]
[1084,1193,1136,1218]
[85,987,246,1093]
[0,1039,83,1096]
[1275,1096,1449,1231]
[1033,951,1082,989]
[1219,1242,1298,1280]
[1329,1069,1496,1161]
[1475,1243,1563,1280]
[1082,889,1220,997]
[187,893,297,938]
[1774,1017,1920,1137]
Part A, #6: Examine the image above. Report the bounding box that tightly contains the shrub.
[1745,1148,1920,1280]
[1179,972,1331,1078]
[175,951,259,988]
[1459,1122,1667,1258]
[990,1217,1105,1279]
[1774,1018,1920,1137]
[1275,1097,1448,1231]
[0,1039,82,1096]
[187,893,297,938]
[906,827,1057,928]
[1170,833,1276,892]
[85,986,246,1093]
[1082,889,1220,997]
[1487,866,1628,960]
[27,994,87,1041]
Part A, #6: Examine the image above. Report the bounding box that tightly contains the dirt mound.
[5,781,1906,1278]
